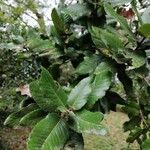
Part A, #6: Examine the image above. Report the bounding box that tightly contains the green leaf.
[19,109,46,126]
[123,116,141,132]
[75,54,101,75]
[26,0,37,12]
[67,77,92,110]
[104,3,135,41]
[4,104,39,126]
[70,110,106,135]
[61,12,73,25]
[126,127,143,143]
[30,39,53,52]
[50,25,63,45]
[123,103,140,117]
[37,15,46,34]
[124,50,145,70]
[12,35,24,44]
[87,71,112,108]
[91,26,124,53]
[51,8,65,35]
[103,0,132,6]
[138,24,150,38]
[28,113,69,150]
[142,139,150,150]
[62,3,91,20]
[94,61,115,75]
[27,30,54,53]
[30,67,67,112]
[27,31,62,58]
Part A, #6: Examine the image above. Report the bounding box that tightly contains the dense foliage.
[1,0,150,149]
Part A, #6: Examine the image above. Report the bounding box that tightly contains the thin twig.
[136,96,149,128]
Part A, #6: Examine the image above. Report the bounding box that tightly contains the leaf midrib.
[41,119,63,150]
[39,81,66,110]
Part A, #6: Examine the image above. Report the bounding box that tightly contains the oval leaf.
[51,8,65,35]
[124,50,145,70]
[138,24,150,38]
[30,67,67,111]
[19,109,47,126]
[28,113,69,150]
[87,71,112,108]
[104,3,135,41]
[75,54,100,75]
[91,26,124,53]
[4,103,38,126]
[62,3,92,20]
[67,77,92,110]
[70,110,106,136]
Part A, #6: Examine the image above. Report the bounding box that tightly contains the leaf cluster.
[2,0,150,149]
